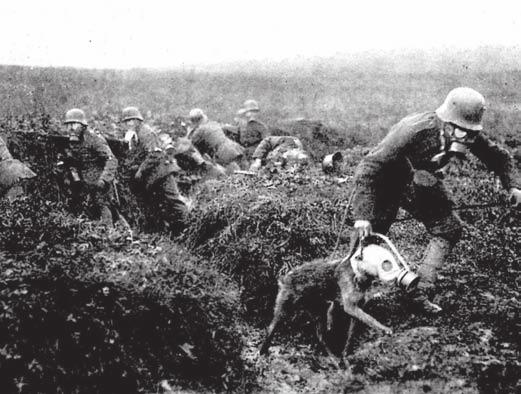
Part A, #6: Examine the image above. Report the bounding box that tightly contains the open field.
[0,63,520,393]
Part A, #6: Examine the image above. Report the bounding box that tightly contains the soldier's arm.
[252,136,275,161]
[470,133,521,190]
[222,124,240,140]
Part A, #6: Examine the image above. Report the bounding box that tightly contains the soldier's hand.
[96,179,107,189]
[354,220,372,239]
[509,187,521,208]
[249,159,262,172]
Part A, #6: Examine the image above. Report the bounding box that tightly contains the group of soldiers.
[0,99,312,233]
[1,87,520,313]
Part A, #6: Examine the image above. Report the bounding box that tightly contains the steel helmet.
[64,108,87,126]
[322,151,343,173]
[350,244,401,282]
[435,87,485,131]
[188,108,206,122]
[237,99,260,115]
[122,106,144,122]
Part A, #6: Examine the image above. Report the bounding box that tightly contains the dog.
[259,255,393,363]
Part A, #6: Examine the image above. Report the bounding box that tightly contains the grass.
[0,61,519,392]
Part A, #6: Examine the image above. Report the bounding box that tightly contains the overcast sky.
[0,0,520,69]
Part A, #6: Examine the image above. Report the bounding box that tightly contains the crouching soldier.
[120,106,159,152]
[0,135,36,200]
[62,108,118,226]
[351,87,521,313]
[134,133,189,235]
[117,107,189,234]
[223,99,269,162]
[187,108,244,173]
[249,135,310,172]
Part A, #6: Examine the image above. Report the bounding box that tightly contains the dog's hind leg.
[315,315,342,368]
[259,287,293,355]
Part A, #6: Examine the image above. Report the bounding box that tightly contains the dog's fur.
[259,257,392,362]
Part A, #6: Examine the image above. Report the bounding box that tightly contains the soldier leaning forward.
[249,135,309,172]
[187,108,244,173]
[119,106,189,234]
[223,99,269,162]
[134,145,188,234]
[62,108,118,226]
[351,87,521,313]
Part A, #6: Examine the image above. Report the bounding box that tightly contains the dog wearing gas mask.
[259,235,418,364]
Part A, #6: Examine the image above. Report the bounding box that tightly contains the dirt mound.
[182,167,353,321]
[0,195,249,392]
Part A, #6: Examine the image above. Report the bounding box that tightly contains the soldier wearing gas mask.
[351,87,521,313]
[62,108,118,226]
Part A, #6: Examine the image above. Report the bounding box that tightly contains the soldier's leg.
[402,173,463,312]
[403,173,463,287]
[69,182,85,216]
[160,175,189,234]
[92,183,114,227]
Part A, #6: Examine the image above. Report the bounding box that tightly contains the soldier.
[224,99,269,162]
[0,135,36,200]
[187,108,244,172]
[62,108,118,226]
[249,135,309,172]
[118,107,189,234]
[134,138,189,235]
[350,87,521,313]
[120,106,159,152]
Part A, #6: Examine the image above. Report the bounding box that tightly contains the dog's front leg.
[338,275,393,335]
[343,302,392,334]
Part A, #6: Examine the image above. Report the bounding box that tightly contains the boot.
[417,236,453,284]
[406,237,453,315]
[100,206,114,228]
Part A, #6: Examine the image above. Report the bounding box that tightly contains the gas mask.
[447,126,479,156]
[350,233,419,292]
[66,123,83,141]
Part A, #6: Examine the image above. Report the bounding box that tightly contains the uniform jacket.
[189,120,244,165]
[135,150,181,191]
[223,119,268,147]
[240,119,268,147]
[352,111,520,221]
[67,129,118,186]
[252,136,304,161]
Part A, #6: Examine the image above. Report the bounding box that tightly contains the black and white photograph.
[0,0,520,392]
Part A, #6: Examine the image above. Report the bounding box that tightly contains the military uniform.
[134,148,188,234]
[352,111,520,285]
[125,126,188,234]
[189,120,244,166]
[226,118,268,161]
[252,136,304,164]
[65,129,118,224]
